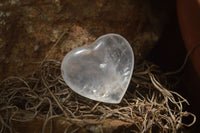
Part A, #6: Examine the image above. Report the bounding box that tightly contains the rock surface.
[0,0,171,79]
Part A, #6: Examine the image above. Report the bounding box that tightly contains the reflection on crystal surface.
[61,34,134,103]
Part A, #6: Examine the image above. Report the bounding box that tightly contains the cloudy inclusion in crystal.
[61,34,134,103]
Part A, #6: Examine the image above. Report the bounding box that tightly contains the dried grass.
[0,59,196,133]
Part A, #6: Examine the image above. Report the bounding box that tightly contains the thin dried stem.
[164,43,200,76]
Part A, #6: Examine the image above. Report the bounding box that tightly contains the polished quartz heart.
[61,34,134,103]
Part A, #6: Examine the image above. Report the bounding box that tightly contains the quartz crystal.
[61,34,134,103]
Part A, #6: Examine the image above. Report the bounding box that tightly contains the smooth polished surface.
[61,34,134,103]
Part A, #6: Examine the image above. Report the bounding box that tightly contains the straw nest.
[0,59,196,133]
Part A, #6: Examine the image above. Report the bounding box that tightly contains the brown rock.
[0,0,172,79]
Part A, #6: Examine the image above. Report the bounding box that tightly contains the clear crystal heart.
[61,34,134,103]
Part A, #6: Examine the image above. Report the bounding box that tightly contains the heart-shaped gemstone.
[61,34,134,103]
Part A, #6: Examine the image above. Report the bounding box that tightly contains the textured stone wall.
[0,0,172,79]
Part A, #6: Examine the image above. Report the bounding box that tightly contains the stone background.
[0,0,173,80]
